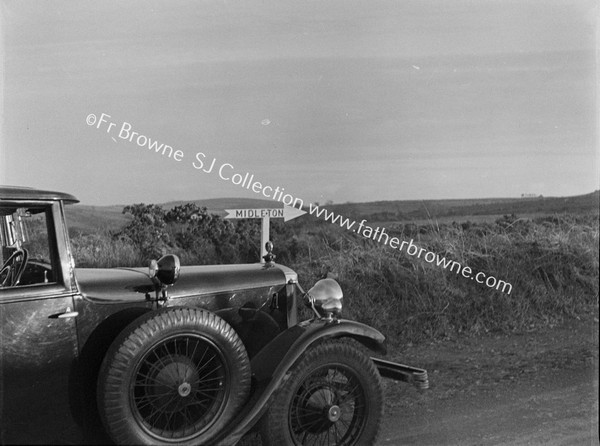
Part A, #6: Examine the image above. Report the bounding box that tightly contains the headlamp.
[149,254,180,287]
[305,278,343,320]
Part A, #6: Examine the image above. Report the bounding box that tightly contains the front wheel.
[259,340,384,446]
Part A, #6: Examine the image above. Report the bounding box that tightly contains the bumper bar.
[372,357,429,390]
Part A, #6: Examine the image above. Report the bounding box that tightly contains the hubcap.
[178,382,192,397]
[327,405,341,422]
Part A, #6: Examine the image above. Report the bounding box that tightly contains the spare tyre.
[97,307,250,445]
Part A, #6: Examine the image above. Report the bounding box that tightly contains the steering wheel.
[0,248,29,287]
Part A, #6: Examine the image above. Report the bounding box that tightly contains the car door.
[0,203,82,444]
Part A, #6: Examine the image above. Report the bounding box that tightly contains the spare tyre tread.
[97,307,251,445]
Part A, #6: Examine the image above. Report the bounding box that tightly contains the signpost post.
[224,206,306,262]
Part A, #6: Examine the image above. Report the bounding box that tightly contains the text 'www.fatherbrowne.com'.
[307,203,513,295]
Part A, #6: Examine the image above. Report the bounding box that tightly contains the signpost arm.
[225,207,305,262]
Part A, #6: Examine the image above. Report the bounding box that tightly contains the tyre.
[259,340,384,446]
[97,307,251,445]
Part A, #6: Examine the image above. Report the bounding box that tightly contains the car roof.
[0,185,79,204]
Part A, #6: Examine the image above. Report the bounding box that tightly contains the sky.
[0,0,598,206]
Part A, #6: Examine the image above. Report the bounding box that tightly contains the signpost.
[224,205,306,262]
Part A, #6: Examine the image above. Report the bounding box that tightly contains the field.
[66,191,599,345]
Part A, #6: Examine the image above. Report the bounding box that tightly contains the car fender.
[252,318,386,382]
[214,318,386,445]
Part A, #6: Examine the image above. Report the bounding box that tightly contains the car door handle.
[57,307,79,319]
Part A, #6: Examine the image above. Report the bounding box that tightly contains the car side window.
[0,206,59,288]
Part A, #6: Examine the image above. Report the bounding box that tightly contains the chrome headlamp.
[149,254,181,288]
[305,278,343,320]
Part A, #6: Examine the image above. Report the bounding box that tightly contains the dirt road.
[379,317,598,445]
[239,317,597,446]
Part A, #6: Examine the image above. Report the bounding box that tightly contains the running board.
[371,357,429,390]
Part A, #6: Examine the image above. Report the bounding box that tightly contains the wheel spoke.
[301,430,310,444]
[344,383,360,397]
[293,414,327,432]
[164,410,176,433]
[133,380,174,389]
[148,351,174,381]
[333,420,344,442]
[175,360,186,382]
[295,405,325,416]
[133,388,175,403]
[194,353,218,376]
[195,375,223,385]
[134,370,174,388]
[144,393,180,425]
[134,396,164,413]
[194,343,211,369]
[195,362,223,383]
[192,388,223,400]
[129,334,231,439]
[185,397,211,407]
[314,389,330,407]
[178,404,193,428]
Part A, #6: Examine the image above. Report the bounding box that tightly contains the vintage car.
[0,186,427,445]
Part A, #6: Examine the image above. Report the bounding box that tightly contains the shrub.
[71,233,142,268]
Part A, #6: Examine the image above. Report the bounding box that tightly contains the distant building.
[521,193,542,199]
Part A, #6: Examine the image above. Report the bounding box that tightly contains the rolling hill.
[327,191,600,223]
[65,191,599,235]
